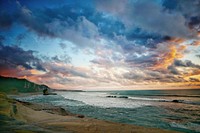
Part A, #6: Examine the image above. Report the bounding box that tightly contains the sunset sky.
[0,0,200,90]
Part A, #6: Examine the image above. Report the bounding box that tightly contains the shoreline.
[0,93,181,133]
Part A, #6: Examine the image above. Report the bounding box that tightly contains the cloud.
[0,35,5,45]
[189,77,200,82]
[113,34,149,54]
[123,70,146,81]
[44,62,89,78]
[129,0,195,38]
[13,2,100,48]
[167,65,180,75]
[0,44,45,71]
[124,41,186,70]
[0,11,13,29]
[173,59,200,69]
[196,55,200,58]
[151,43,184,70]
[1,0,200,89]
[90,58,114,68]
[95,0,128,15]
[171,0,200,17]
[77,16,99,38]
[125,54,156,68]
[0,1,165,50]
[51,55,71,64]
[122,68,185,83]
[96,0,197,38]
[190,41,200,46]
[59,42,67,49]
[164,59,200,82]
[15,33,26,46]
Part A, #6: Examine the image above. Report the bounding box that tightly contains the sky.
[0,0,200,90]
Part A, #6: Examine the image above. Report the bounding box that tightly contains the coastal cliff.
[0,76,51,94]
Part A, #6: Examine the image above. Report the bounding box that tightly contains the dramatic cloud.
[173,59,200,69]
[123,68,185,83]
[44,62,89,78]
[0,0,200,89]
[128,0,195,38]
[0,44,45,71]
[124,41,186,70]
[0,1,100,49]
[96,0,197,38]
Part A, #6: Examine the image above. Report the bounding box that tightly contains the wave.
[106,95,200,105]
[170,122,200,132]
[58,92,150,108]
[145,94,200,98]
[116,94,200,98]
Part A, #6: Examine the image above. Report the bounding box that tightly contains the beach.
[14,90,200,133]
[0,93,180,133]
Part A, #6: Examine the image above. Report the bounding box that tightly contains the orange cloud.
[168,38,185,44]
[183,69,200,78]
[191,41,200,46]
[151,44,185,70]
[0,67,18,77]
[149,35,193,70]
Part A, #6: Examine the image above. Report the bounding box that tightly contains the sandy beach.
[0,93,181,133]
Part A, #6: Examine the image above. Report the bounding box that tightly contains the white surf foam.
[57,91,151,108]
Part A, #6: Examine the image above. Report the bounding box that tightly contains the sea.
[16,89,200,133]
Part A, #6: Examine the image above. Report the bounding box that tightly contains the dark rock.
[48,93,57,95]
[118,96,128,99]
[172,100,183,103]
[43,88,49,95]
[172,100,179,103]
[106,95,117,98]
[43,88,57,95]
[77,114,84,118]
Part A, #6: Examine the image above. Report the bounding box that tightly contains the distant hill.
[0,76,50,94]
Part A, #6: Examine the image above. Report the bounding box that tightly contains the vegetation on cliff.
[0,76,50,94]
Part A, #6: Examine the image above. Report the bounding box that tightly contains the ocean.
[16,89,200,133]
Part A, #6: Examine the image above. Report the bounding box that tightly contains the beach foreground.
[0,93,180,133]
